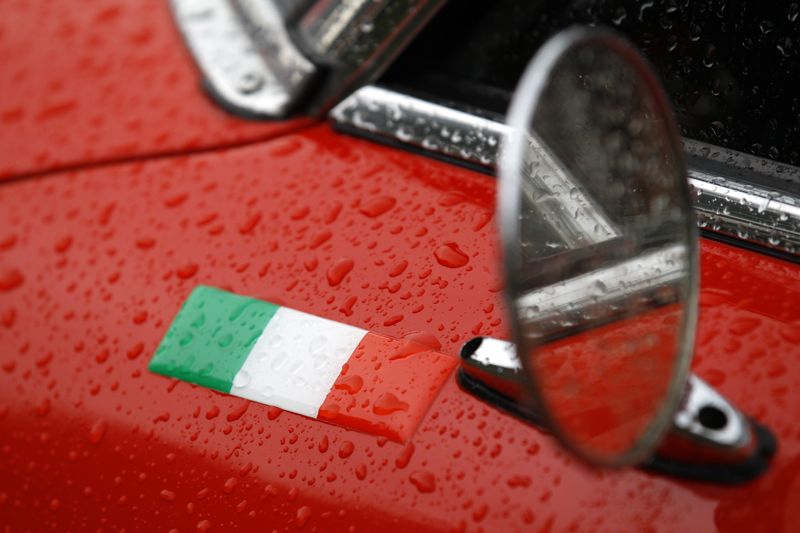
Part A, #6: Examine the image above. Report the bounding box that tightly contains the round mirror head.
[499,28,698,467]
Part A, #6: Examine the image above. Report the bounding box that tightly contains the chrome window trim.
[331,86,800,259]
[331,85,508,167]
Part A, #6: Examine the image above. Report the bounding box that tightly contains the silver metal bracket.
[459,336,777,483]
[170,0,446,118]
[171,0,317,118]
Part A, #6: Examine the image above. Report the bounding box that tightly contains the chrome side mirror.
[459,28,776,482]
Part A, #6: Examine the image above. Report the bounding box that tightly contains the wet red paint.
[0,0,311,179]
[0,125,799,531]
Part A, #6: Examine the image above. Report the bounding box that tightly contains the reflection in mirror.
[500,28,698,467]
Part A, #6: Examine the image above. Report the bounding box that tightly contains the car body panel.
[0,0,311,180]
[1,125,799,531]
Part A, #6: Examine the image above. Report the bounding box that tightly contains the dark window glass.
[383,0,800,166]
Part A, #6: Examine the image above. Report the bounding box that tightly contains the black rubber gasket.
[457,368,778,484]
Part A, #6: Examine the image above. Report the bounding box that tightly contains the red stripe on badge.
[318,332,458,442]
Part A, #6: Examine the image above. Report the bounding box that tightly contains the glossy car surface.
[1,1,800,532]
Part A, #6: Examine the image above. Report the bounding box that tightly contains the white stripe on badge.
[230,307,368,418]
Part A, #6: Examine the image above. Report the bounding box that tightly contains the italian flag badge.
[149,286,457,441]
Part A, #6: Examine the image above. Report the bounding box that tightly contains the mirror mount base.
[459,336,777,484]
[643,418,776,484]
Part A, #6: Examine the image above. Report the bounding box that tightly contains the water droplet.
[239,212,261,234]
[127,342,144,360]
[326,258,354,286]
[88,418,107,444]
[35,398,50,417]
[409,471,436,493]
[136,237,156,249]
[232,371,251,389]
[434,243,469,268]
[507,474,532,488]
[176,263,198,279]
[309,335,328,354]
[296,505,312,528]
[438,191,468,206]
[339,296,357,316]
[359,196,396,217]
[472,504,489,522]
[270,351,288,371]
[226,401,249,422]
[311,353,329,370]
[0,235,17,251]
[729,316,761,335]
[164,193,188,208]
[395,442,415,469]
[218,333,234,347]
[54,235,73,253]
[389,260,409,277]
[223,477,238,494]
[403,331,441,350]
[383,314,403,326]
[338,441,355,458]
[334,374,363,394]
[237,72,264,94]
[309,230,332,250]
[373,393,409,415]
[778,323,800,343]
[0,268,24,292]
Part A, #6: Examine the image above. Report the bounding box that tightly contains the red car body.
[1,1,799,531]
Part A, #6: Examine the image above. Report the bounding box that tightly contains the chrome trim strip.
[690,169,800,255]
[331,86,800,258]
[331,85,508,167]
[171,0,316,117]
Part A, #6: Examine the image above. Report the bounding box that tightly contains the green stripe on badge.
[148,285,279,392]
